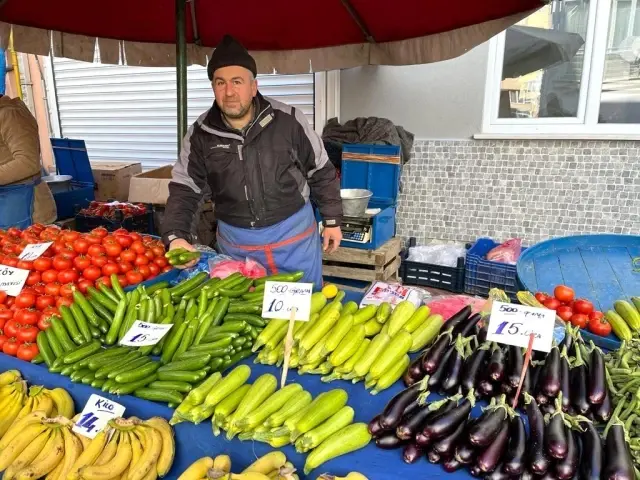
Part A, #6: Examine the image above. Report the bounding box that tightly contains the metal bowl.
[340,188,373,217]
[42,174,73,194]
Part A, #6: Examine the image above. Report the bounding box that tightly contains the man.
[0,94,56,227]
[161,35,342,288]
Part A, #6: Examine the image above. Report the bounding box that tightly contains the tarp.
[0,0,545,73]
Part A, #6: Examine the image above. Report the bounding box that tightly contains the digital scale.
[319,213,375,244]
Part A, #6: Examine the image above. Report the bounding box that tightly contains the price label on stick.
[72,394,125,439]
[18,242,53,261]
[119,320,173,346]
[0,265,30,297]
[486,301,555,352]
[262,281,313,321]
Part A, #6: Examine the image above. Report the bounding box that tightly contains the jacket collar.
[205,92,272,138]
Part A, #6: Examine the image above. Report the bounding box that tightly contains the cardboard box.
[91,162,142,201]
[128,165,173,205]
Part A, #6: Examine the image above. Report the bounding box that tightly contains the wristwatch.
[162,230,193,249]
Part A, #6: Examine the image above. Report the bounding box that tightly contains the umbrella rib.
[340,0,376,43]
[188,0,201,45]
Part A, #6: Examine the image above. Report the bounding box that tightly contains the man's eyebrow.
[214,76,244,82]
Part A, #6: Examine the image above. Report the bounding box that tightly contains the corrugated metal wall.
[49,58,315,169]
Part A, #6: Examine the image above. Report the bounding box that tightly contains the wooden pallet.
[322,237,402,283]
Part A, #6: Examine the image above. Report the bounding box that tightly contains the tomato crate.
[399,238,466,293]
[74,208,155,234]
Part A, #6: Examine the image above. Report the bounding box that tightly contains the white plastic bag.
[359,281,428,309]
[407,244,466,267]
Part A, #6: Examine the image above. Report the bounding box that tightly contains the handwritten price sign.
[262,281,313,321]
[119,321,173,347]
[72,394,125,439]
[0,266,30,297]
[486,301,555,352]
[18,242,53,261]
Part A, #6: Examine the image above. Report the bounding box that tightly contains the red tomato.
[87,244,106,257]
[41,269,59,284]
[84,234,102,245]
[588,313,611,336]
[73,255,91,271]
[16,260,34,271]
[104,243,122,258]
[26,271,41,286]
[96,276,112,288]
[543,298,562,311]
[0,333,7,350]
[16,342,39,361]
[120,250,137,263]
[43,282,60,297]
[0,290,6,305]
[136,265,151,279]
[556,306,574,322]
[35,295,56,311]
[148,264,160,276]
[153,257,168,268]
[72,238,90,255]
[118,261,133,273]
[56,297,73,308]
[129,232,142,243]
[58,250,77,261]
[33,282,46,295]
[113,228,129,236]
[117,274,128,287]
[102,263,120,276]
[16,324,38,343]
[83,265,102,281]
[4,319,21,337]
[2,337,19,356]
[134,255,149,266]
[38,310,57,330]
[589,311,604,322]
[573,299,594,315]
[91,227,108,238]
[3,256,18,268]
[151,245,165,258]
[14,292,36,309]
[57,269,79,284]
[0,309,13,322]
[570,313,589,329]
[126,270,144,285]
[143,250,155,261]
[76,279,93,294]
[554,285,575,304]
[130,241,146,255]
[62,230,80,243]
[52,255,73,271]
[59,283,75,298]
[15,308,40,325]
[114,234,133,248]
[91,255,108,268]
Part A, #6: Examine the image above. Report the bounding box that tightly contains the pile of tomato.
[0,223,171,360]
[535,285,612,337]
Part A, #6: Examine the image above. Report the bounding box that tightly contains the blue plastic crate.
[50,138,95,219]
[465,238,527,301]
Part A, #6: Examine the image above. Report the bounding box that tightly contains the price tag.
[262,281,313,321]
[18,242,53,261]
[119,320,173,346]
[486,301,555,352]
[0,265,30,297]
[72,394,125,439]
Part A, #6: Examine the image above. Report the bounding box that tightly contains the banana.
[213,454,231,473]
[140,461,158,480]
[15,427,65,480]
[74,431,92,450]
[46,388,75,419]
[67,428,111,480]
[0,422,49,470]
[80,432,132,480]
[243,452,287,475]
[14,396,36,423]
[127,426,162,480]
[92,431,120,466]
[45,455,66,480]
[0,410,46,449]
[143,417,175,477]
[0,391,26,438]
[0,370,21,387]
[126,431,144,479]
[32,392,55,417]
[2,429,52,480]
[50,427,83,480]
[176,457,213,480]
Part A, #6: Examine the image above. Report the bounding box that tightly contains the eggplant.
[404,355,425,386]
[427,344,455,390]
[521,470,535,480]
[545,409,568,460]
[570,364,590,415]
[432,418,466,457]
[554,427,578,479]
[476,421,510,473]
[401,397,422,419]
[460,343,490,394]
[468,465,483,477]
[593,387,612,422]
[443,304,472,334]
[367,415,386,437]
[454,440,476,464]
[398,401,444,441]
[536,392,549,405]
[468,406,507,447]
[540,402,555,416]
[402,442,423,464]
[378,383,423,430]
[426,449,441,464]
[375,433,406,450]
[520,364,532,398]
[559,326,574,355]
[422,333,452,374]
[457,312,482,338]
[477,379,495,398]
[530,363,541,393]
[579,421,603,480]
[419,397,473,444]
[559,348,571,412]
[488,345,506,382]
[539,346,561,397]
[506,345,524,388]
[500,382,514,396]
[588,347,606,405]
[440,344,464,394]
[502,416,526,476]
[477,324,488,343]
[442,456,464,472]
[525,394,550,475]
[602,422,635,480]
[484,465,510,480]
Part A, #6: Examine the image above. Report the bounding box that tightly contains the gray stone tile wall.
[396,139,640,246]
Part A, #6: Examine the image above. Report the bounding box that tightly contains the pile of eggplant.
[369,384,635,479]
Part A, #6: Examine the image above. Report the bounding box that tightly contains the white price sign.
[486,301,556,352]
[18,242,53,261]
[119,320,173,346]
[262,281,313,321]
[0,265,30,297]
[72,394,125,439]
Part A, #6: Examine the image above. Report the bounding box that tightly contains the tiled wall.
[396,139,640,246]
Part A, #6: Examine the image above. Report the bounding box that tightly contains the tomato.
[58,249,77,261]
[57,269,79,284]
[134,255,149,266]
[38,311,56,330]
[14,292,36,309]
[84,234,102,245]
[0,290,6,305]
[15,308,40,325]
[26,271,41,286]
[72,238,90,254]
[82,265,102,281]
[587,313,611,337]
[91,227,108,238]
[35,295,56,311]
[33,283,46,295]
[104,242,122,258]
[151,245,165,258]
[148,263,160,276]
[72,255,91,271]
[556,306,574,322]
[0,309,12,322]
[76,279,93,294]
[96,276,112,288]
[120,250,137,263]
[573,299,594,315]
[16,260,34,270]
[136,265,151,279]
[2,338,19,356]
[62,230,80,243]
[16,342,39,361]
[162,266,172,273]
[87,244,106,257]
[59,283,75,298]
[153,256,168,268]
[570,313,589,329]
[102,263,120,277]
[126,270,144,285]
[2,256,18,268]
[52,255,73,271]
[131,241,146,255]
[117,274,128,287]
[118,261,133,274]
[4,320,21,337]
[554,285,575,303]
[114,234,132,248]
[16,325,38,343]
[56,297,73,308]
[7,227,21,238]
[129,232,142,243]
[40,269,58,284]
[0,333,7,350]
[91,255,108,268]
[543,298,562,311]
[589,311,604,322]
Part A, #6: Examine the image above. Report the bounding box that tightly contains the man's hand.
[169,238,199,269]
[322,227,342,254]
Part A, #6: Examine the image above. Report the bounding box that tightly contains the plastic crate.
[464,238,528,301]
[74,209,154,234]
[399,238,466,293]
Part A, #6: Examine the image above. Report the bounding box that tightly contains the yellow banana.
[243,452,287,475]
[126,431,144,479]
[80,432,132,480]
[74,431,92,450]
[45,454,66,480]
[176,457,213,480]
[212,454,231,473]
[0,370,21,387]
[140,461,158,480]
[0,410,46,449]
[67,428,111,480]
[50,426,83,480]
[46,388,75,419]
[14,395,36,423]
[15,427,64,480]
[230,473,272,480]
[0,421,49,470]
[144,417,175,477]
[0,391,26,438]
[0,383,18,400]
[2,429,52,480]
[93,430,120,466]
[127,426,162,480]
[32,392,55,417]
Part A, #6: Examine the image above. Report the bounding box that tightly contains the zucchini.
[227,373,278,436]
[300,307,341,356]
[375,302,392,324]
[370,354,410,394]
[368,330,413,379]
[303,423,372,475]
[328,324,366,367]
[351,305,377,325]
[322,314,354,356]
[342,301,359,316]
[235,383,303,430]
[614,300,640,331]
[212,384,251,431]
[606,310,632,341]
[185,372,222,405]
[290,389,349,440]
[402,305,431,333]
[294,406,355,453]
[409,314,443,352]
[350,332,391,379]
[363,318,383,336]
[386,300,418,337]
[203,364,251,408]
[264,390,313,428]
[310,292,327,315]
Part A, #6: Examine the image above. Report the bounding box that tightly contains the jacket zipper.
[237,144,258,226]
[244,106,270,222]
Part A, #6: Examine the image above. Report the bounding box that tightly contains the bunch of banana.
[316,474,368,480]
[66,416,175,480]
[177,451,299,480]
[0,370,26,439]
[0,413,84,480]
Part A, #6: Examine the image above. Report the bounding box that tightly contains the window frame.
[478,0,640,140]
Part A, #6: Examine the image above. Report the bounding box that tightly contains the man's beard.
[222,102,252,119]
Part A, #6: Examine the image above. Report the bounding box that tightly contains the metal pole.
[176,0,187,154]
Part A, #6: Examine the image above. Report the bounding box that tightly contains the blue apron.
[0,180,36,230]
[217,202,323,290]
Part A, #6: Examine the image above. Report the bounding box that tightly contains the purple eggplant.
[559,326,574,355]
[468,465,483,477]
[506,345,524,388]
[540,402,555,416]
[422,333,452,374]
[398,401,445,441]
[477,378,495,398]
[602,422,635,480]
[488,345,506,382]
[503,416,526,476]
[536,392,549,405]
[378,383,423,430]
[500,382,514,396]
[559,348,571,412]
[484,465,510,480]
[554,427,578,479]
[545,409,568,460]
[539,346,561,397]
[521,470,535,480]
[468,406,507,447]
[426,449,441,464]
[432,418,466,457]
[401,397,422,419]
[477,324,488,343]
[525,394,550,475]
[460,343,490,394]
[427,344,455,390]
[375,433,406,449]
[570,364,590,415]
[454,440,476,464]
[441,343,465,395]
[457,312,482,338]
[579,421,603,480]
[402,442,423,464]
[588,347,606,405]
[442,456,464,472]
[367,415,386,437]
[443,305,472,334]
[593,387,612,422]
[419,397,473,444]
[476,420,510,473]
[403,355,425,386]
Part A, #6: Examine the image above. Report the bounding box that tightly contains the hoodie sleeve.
[0,106,42,185]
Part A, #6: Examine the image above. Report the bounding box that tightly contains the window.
[481,0,640,138]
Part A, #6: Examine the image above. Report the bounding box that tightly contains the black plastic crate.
[399,237,466,293]
[75,208,154,234]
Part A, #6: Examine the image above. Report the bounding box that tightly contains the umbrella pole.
[176,0,187,154]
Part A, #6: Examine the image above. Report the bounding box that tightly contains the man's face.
[212,66,257,120]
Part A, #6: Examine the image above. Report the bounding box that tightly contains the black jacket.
[161,93,342,245]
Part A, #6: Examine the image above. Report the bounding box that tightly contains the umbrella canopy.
[0,0,546,73]
[502,25,585,79]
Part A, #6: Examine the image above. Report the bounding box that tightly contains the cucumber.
[106,356,150,379]
[157,370,206,383]
[134,387,184,405]
[93,351,140,378]
[62,340,102,365]
[111,374,159,395]
[36,331,55,367]
[115,361,161,384]
[157,355,212,372]
[148,380,193,393]
[59,305,85,345]
[70,303,93,344]
[44,327,64,358]
[223,313,265,327]
[50,317,76,352]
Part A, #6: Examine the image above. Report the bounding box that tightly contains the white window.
[480,0,640,139]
